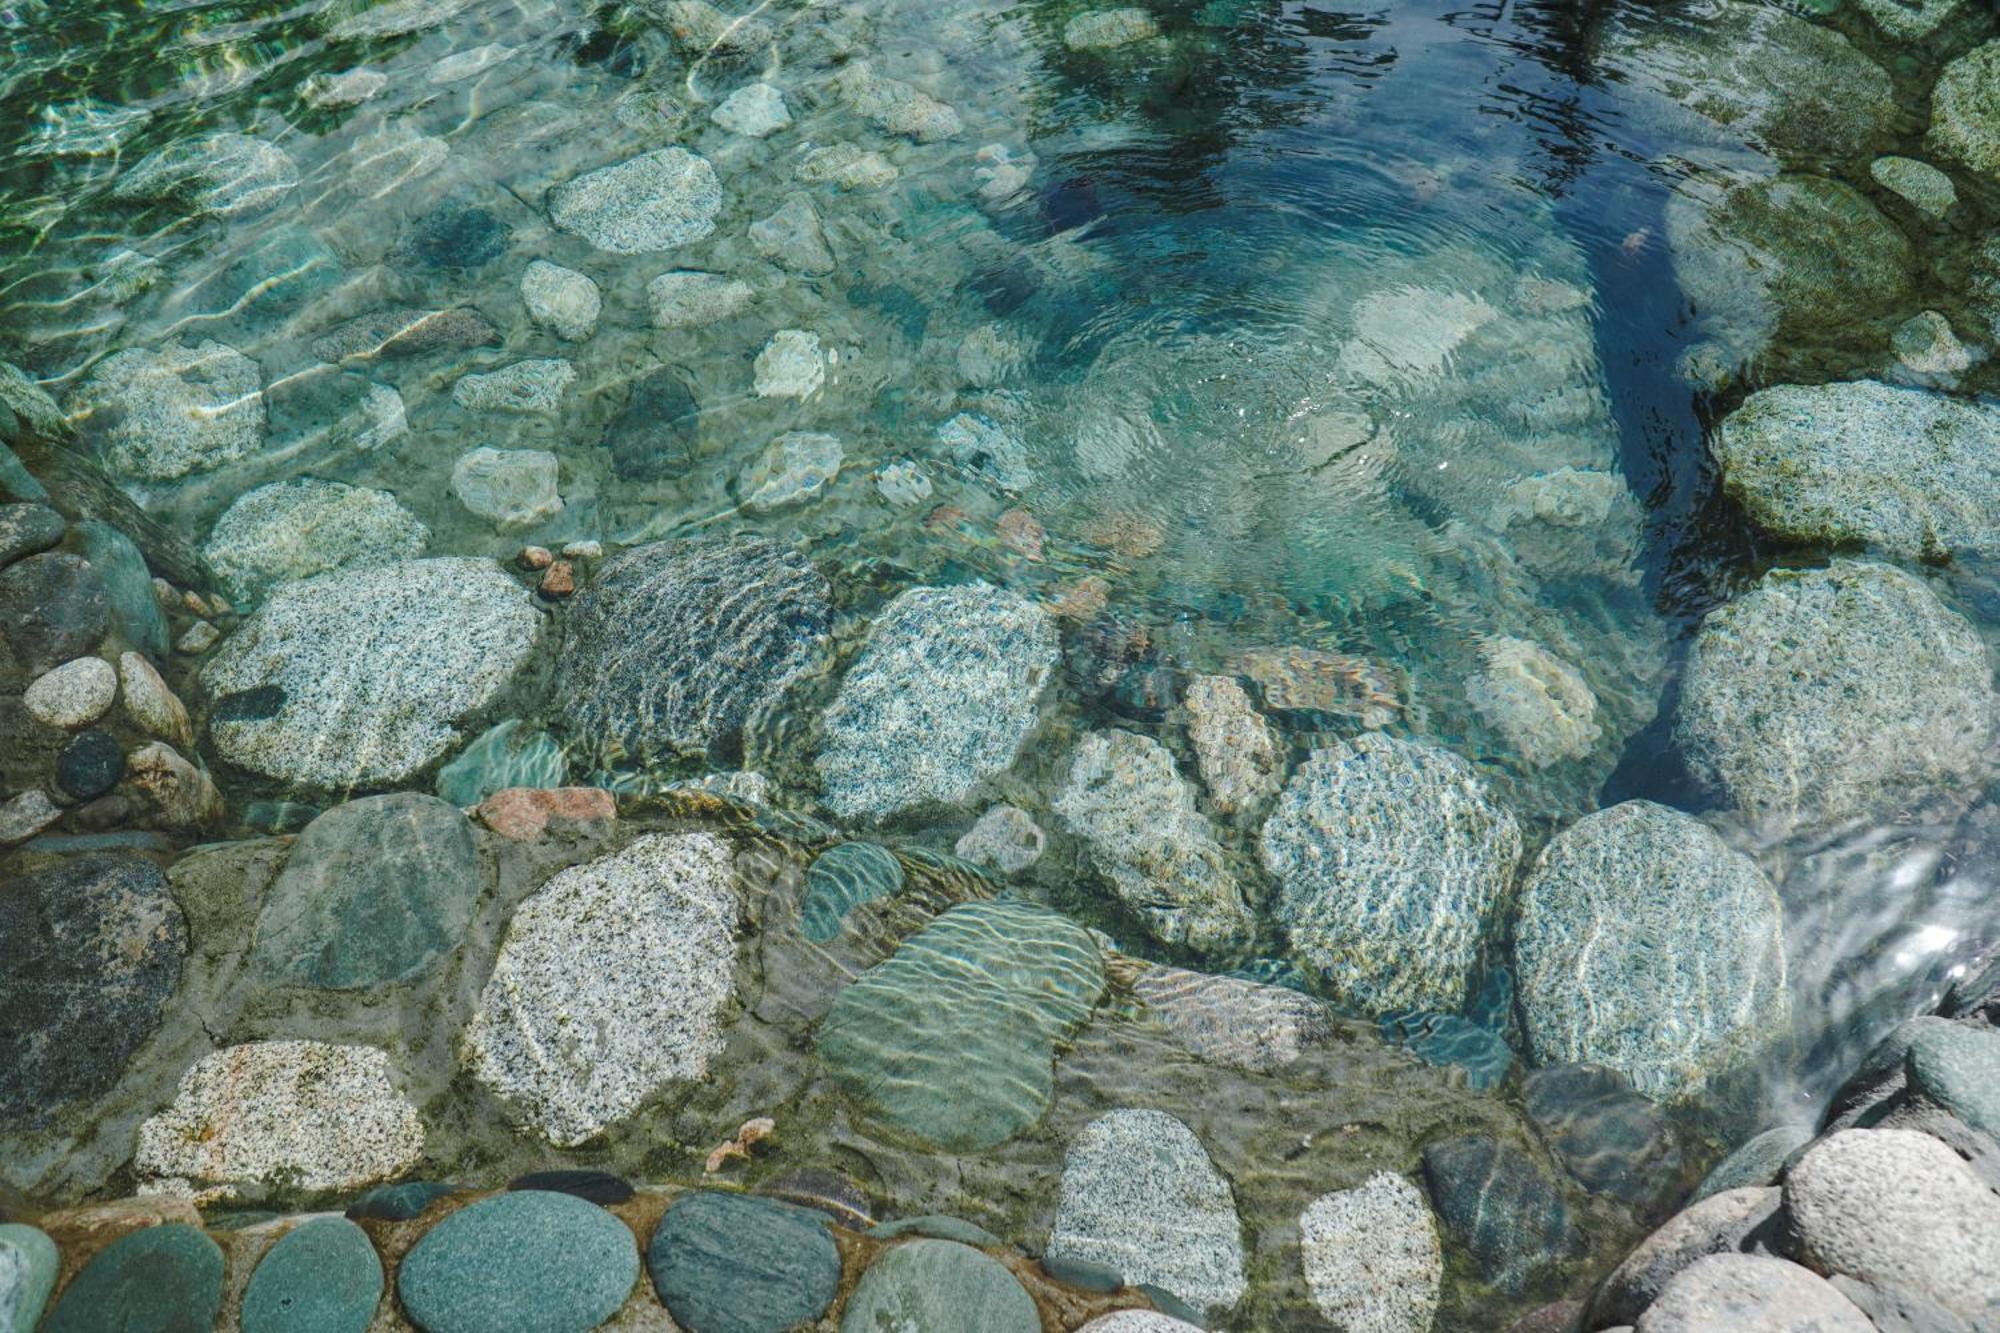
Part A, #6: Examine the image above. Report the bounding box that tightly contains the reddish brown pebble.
[998,508,1046,561]
[181,590,208,614]
[477,786,616,841]
[519,545,554,570]
[1051,575,1111,620]
[538,561,576,598]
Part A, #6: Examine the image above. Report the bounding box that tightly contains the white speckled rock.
[1515,800,1786,1101]
[202,557,541,789]
[1261,734,1522,1013]
[521,260,601,341]
[134,1041,423,1194]
[752,329,825,398]
[648,270,753,328]
[203,478,428,603]
[712,81,791,137]
[1130,964,1335,1073]
[1929,42,2000,185]
[1182,675,1281,817]
[1077,1315,1204,1333]
[838,63,961,142]
[955,804,1045,873]
[737,432,842,512]
[1055,729,1250,954]
[814,584,1057,822]
[797,143,898,191]
[1635,1254,1874,1333]
[1299,1173,1442,1333]
[1046,1109,1246,1317]
[69,340,266,484]
[452,359,576,414]
[1064,7,1160,49]
[464,834,739,1146]
[548,148,721,253]
[0,789,60,845]
[24,656,116,728]
[450,447,563,529]
[1785,1128,2000,1322]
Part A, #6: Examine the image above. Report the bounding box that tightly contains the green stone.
[818,900,1103,1151]
[435,720,567,806]
[242,1217,382,1333]
[397,1191,637,1333]
[840,1240,1039,1333]
[800,841,904,941]
[646,1191,840,1333]
[43,1223,223,1333]
[870,1215,1006,1248]
[75,520,169,659]
[1908,1022,2000,1141]
[0,1224,58,1333]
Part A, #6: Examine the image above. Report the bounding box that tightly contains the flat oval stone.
[241,1216,382,1333]
[800,841,904,941]
[42,1223,223,1333]
[839,1239,1038,1333]
[870,1215,1006,1248]
[647,1190,841,1333]
[0,1223,58,1333]
[23,656,116,728]
[508,1170,634,1206]
[398,1191,638,1333]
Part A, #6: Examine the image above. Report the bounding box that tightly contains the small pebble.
[519,545,554,570]
[182,590,207,614]
[57,729,125,800]
[24,656,118,729]
[0,789,62,845]
[539,561,576,598]
[561,540,602,559]
[177,621,220,654]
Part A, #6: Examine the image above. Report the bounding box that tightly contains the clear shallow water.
[5,0,2000,1322]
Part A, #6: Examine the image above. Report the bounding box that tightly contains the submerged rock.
[1054,729,1250,954]
[839,64,961,142]
[202,557,542,789]
[1714,380,2000,558]
[1465,637,1601,767]
[309,307,499,362]
[752,329,825,398]
[449,447,562,529]
[814,584,1057,822]
[738,431,842,511]
[818,900,1102,1150]
[113,133,298,216]
[712,81,791,137]
[1871,155,1958,219]
[1674,561,1993,829]
[1929,42,2000,186]
[1065,8,1160,49]
[69,339,266,485]
[0,854,185,1127]
[451,359,576,414]
[134,1040,424,1193]
[520,260,601,341]
[1521,1064,1681,1206]
[647,270,753,327]
[23,655,116,728]
[548,148,721,253]
[203,478,428,603]
[1514,801,1787,1100]
[954,803,1045,872]
[1261,734,1521,1014]
[647,1191,839,1332]
[0,552,107,674]
[1180,674,1281,817]
[1298,1173,1442,1333]
[464,834,739,1145]
[1420,1135,1572,1295]
[0,502,63,569]
[748,192,834,273]
[397,1191,638,1333]
[800,841,905,942]
[839,1240,1037,1333]
[556,534,830,767]
[1131,962,1337,1073]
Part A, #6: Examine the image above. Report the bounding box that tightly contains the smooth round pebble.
[1635,1253,1872,1332]
[838,1240,1039,1333]
[0,1223,58,1333]
[397,1191,638,1333]
[24,656,116,728]
[1077,1315,1207,1333]
[42,1223,223,1333]
[647,1190,840,1333]
[56,729,125,800]
[241,1216,383,1333]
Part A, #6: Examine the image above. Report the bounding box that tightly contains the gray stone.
[1906,1022,2000,1143]
[134,1040,424,1193]
[1893,312,1972,376]
[327,0,474,38]
[451,360,576,414]
[520,261,600,341]
[203,557,542,789]
[954,803,1045,873]
[1827,1274,1978,1333]
[241,1216,383,1333]
[1181,674,1281,817]
[1674,561,1993,830]
[839,64,961,142]
[799,841,904,942]
[203,478,428,603]
[0,552,107,674]
[818,901,1102,1151]
[1046,1109,1246,1317]
[937,412,1032,492]
[301,67,387,107]
[1693,1125,1814,1201]
[126,740,222,830]
[1636,1254,1874,1333]
[748,192,834,274]
[712,81,791,137]
[1261,734,1522,1014]
[464,834,739,1145]
[113,132,298,215]
[1715,381,2000,559]
[310,307,498,362]
[814,583,1057,822]
[1420,1135,1572,1295]
[1523,1064,1681,1205]
[0,853,184,1126]
[1054,729,1250,954]
[1855,0,1991,43]
[1872,157,1958,219]
[1929,42,2000,186]
[1130,962,1336,1073]
[647,270,753,328]
[1064,8,1160,49]
[73,520,168,659]
[1298,1173,1441,1333]
[1787,1128,2000,1323]
[556,534,830,768]
[873,459,933,506]
[436,720,566,805]
[0,790,60,845]
[549,148,721,253]
[23,655,116,728]
[398,1190,638,1333]
[646,1190,839,1333]
[1465,636,1601,767]
[0,1224,57,1333]
[797,143,898,191]
[41,1224,221,1333]
[839,1240,1037,1333]
[69,339,266,484]
[0,503,62,569]
[738,431,842,512]
[1515,801,1786,1100]
[1592,1188,1783,1327]
[449,447,562,529]
[602,367,699,482]
[254,793,480,989]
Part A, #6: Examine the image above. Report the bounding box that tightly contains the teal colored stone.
[397,1191,637,1333]
[0,1223,58,1333]
[818,900,1104,1151]
[800,841,904,941]
[43,1223,223,1333]
[1379,1010,1514,1091]
[647,1191,839,1333]
[436,720,567,806]
[839,1240,1039,1333]
[74,519,169,659]
[242,1217,382,1333]
[1907,1022,2000,1142]
[870,1215,1006,1248]
[345,1181,461,1222]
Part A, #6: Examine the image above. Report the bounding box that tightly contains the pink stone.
[477,786,616,841]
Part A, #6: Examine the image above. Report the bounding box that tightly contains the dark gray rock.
[1420,1135,1572,1295]
[603,367,700,482]
[252,793,481,989]
[0,853,185,1125]
[647,1190,841,1333]
[1827,1274,1975,1333]
[556,535,830,769]
[508,1169,633,1206]
[0,503,62,569]
[1589,1187,1781,1326]
[73,521,169,659]
[1693,1125,1814,1201]
[1825,1016,1959,1131]
[396,202,512,270]
[345,1181,462,1222]
[1523,1065,1681,1207]
[56,729,124,800]
[800,840,905,942]
[1905,1020,2000,1141]
[0,552,108,675]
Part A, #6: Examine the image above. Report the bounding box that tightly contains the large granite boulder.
[1674,561,1994,829]
[68,340,266,486]
[203,478,427,604]
[555,535,830,770]
[1260,734,1521,1013]
[1514,801,1786,1100]
[203,557,542,790]
[814,584,1057,822]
